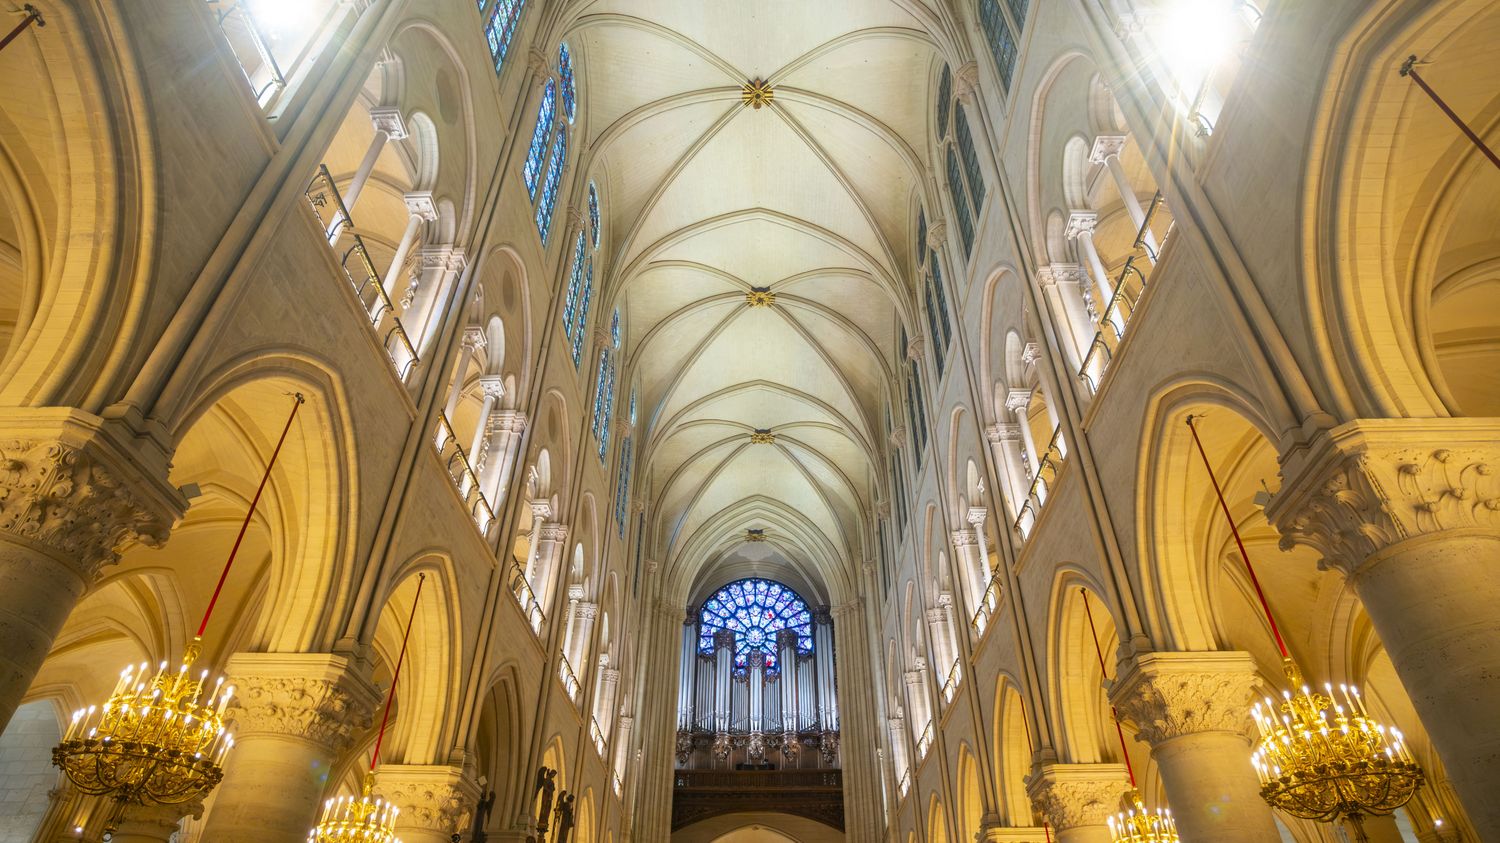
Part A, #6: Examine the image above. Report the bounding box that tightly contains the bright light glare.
[249,0,307,37]
[1152,0,1237,96]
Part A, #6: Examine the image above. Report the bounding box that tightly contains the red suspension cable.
[370,573,427,771]
[1184,415,1289,659]
[1081,588,1137,787]
[197,393,305,638]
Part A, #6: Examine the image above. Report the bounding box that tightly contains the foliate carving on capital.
[1268,426,1500,575]
[369,106,408,139]
[1022,342,1042,366]
[404,192,438,221]
[1110,659,1259,746]
[574,601,599,621]
[888,427,907,449]
[1088,134,1128,164]
[1064,211,1098,240]
[1025,769,1126,829]
[227,674,375,752]
[528,498,553,521]
[527,47,549,77]
[967,506,990,527]
[478,375,506,400]
[489,411,526,435]
[379,777,476,834]
[460,325,488,351]
[0,439,176,575]
[1005,389,1033,413]
[1039,263,1084,288]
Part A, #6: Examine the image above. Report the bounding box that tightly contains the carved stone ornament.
[1024,763,1129,829]
[749,429,776,444]
[0,421,182,576]
[676,730,693,765]
[986,422,1020,444]
[539,522,570,544]
[1108,651,1259,746]
[527,47,549,77]
[951,528,978,548]
[225,660,378,753]
[1266,421,1500,576]
[376,766,478,834]
[746,731,766,763]
[953,61,980,101]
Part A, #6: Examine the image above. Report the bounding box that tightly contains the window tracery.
[524,80,556,199]
[697,579,813,671]
[484,0,527,74]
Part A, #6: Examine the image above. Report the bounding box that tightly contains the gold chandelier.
[1081,590,1179,843]
[52,642,233,804]
[1185,415,1423,837]
[310,572,428,843]
[1108,789,1179,843]
[52,394,305,808]
[1250,660,1423,824]
[308,771,399,843]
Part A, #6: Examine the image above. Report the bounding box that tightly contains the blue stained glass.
[571,261,593,366]
[588,182,601,249]
[614,436,633,537]
[930,253,952,345]
[610,308,621,348]
[946,146,975,257]
[523,80,556,199]
[563,232,584,334]
[955,106,987,211]
[697,578,814,671]
[979,0,1019,93]
[535,127,568,245]
[936,65,952,139]
[558,43,577,123]
[484,0,526,74]
[628,388,637,425]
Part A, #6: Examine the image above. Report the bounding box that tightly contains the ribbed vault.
[569,0,939,603]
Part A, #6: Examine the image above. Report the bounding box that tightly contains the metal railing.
[206,1,287,106]
[507,560,545,633]
[612,771,623,798]
[940,660,963,704]
[558,654,581,701]
[304,165,419,381]
[1079,192,1175,392]
[591,718,608,756]
[915,721,934,760]
[433,413,497,533]
[897,770,911,798]
[970,571,1003,635]
[1012,425,1065,538]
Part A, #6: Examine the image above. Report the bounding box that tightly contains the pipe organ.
[675,578,839,769]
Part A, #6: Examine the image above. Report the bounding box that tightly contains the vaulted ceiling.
[575,0,941,603]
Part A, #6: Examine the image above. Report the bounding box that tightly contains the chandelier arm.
[1183,415,1289,660]
[1080,588,1138,788]
[197,392,306,638]
[370,571,427,771]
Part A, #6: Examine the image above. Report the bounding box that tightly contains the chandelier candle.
[1184,415,1423,839]
[52,393,305,811]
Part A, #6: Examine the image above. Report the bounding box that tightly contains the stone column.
[0,412,183,732]
[531,521,568,612]
[1266,421,1500,836]
[377,192,437,315]
[410,247,467,359]
[1088,135,1160,262]
[376,764,479,843]
[1037,263,1097,373]
[441,325,488,424]
[1025,763,1129,843]
[1065,212,1123,335]
[464,375,506,495]
[1109,651,1278,842]
[198,653,379,842]
[985,422,1029,520]
[951,526,986,621]
[343,106,407,212]
[595,664,621,735]
[481,411,527,509]
[109,802,201,843]
[1005,389,1040,483]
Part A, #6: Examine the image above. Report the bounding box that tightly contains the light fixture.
[1081,590,1179,843]
[53,394,306,811]
[309,572,429,843]
[1185,415,1423,841]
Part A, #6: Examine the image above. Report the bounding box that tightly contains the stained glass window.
[535,126,567,244]
[524,80,556,199]
[697,578,814,671]
[946,146,975,257]
[571,260,593,367]
[558,43,577,123]
[484,0,527,74]
[563,232,585,333]
[924,279,944,378]
[614,431,633,537]
[955,107,987,210]
[929,253,952,346]
[588,182,601,249]
[915,208,927,269]
[980,0,1019,93]
[936,65,953,139]
[594,310,621,460]
[1007,0,1029,32]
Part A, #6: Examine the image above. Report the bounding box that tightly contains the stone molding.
[951,528,978,548]
[1088,134,1128,164]
[224,653,379,753]
[1005,388,1032,413]
[1266,420,1500,576]
[1024,762,1129,829]
[1038,263,1084,288]
[967,506,990,527]
[489,410,526,435]
[1108,650,1259,745]
[925,219,948,251]
[376,764,480,834]
[1064,211,1098,240]
[0,410,184,577]
[403,191,439,221]
[906,334,926,361]
[539,523,569,543]
[986,422,1020,443]
[953,61,980,101]
[368,106,408,139]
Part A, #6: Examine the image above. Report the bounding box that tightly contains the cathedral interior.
[0,0,1497,841]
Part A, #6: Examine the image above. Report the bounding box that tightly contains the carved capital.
[1109,651,1259,746]
[574,601,599,621]
[369,106,408,139]
[1021,342,1042,366]
[1004,388,1033,413]
[527,47,549,77]
[888,426,907,449]
[953,61,980,101]
[223,653,379,754]
[967,506,990,528]
[1064,211,1098,240]
[376,764,479,835]
[1024,763,1129,829]
[905,334,926,361]
[528,498,553,521]
[478,374,506,401]
[460,324,488,351]
[925,219,948,251]
[1266,420,1500,576]
[404,191,438,221]
[0,411,184,577]
[1088,134,1128,165]
[874,498,891,519]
